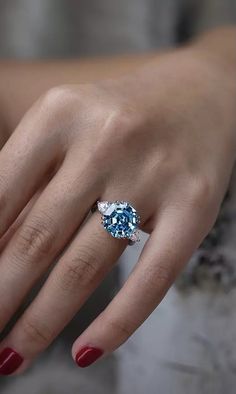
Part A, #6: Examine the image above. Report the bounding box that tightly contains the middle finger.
[0,210,127,372]
[0,156,101,332]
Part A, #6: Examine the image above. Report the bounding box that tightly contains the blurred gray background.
[0,1,236,393]
[0,0,235,58]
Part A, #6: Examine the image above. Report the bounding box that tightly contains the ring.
[97,201,140,245]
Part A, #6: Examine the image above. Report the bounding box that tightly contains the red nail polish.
[75,346,103,368]
[0,348,23,375]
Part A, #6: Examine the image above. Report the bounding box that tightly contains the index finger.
[0,98,63,237]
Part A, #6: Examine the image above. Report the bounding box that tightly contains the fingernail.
[75,346,103,368]
[0,347,23,375]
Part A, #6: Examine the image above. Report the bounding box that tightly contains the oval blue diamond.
[102,201,139,239]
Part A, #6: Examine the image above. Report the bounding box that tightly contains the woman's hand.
[0,46,235,374]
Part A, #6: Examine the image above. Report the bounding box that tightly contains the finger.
[0,211,126,374]
[71,206,209,367]
[0,102,63,238]
[0,156,100,334]
[0,189,43,254]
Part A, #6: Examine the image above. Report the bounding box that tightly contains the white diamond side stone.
[97,201,111,215]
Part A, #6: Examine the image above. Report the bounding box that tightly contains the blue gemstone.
[102,201,139,239]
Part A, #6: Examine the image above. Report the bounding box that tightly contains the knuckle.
[60,247,101,292]
[106,107,141,139]
[92,107,141,165]
[187,175,215,210]
[144,262,174,290]
[15,217,56,261]
[105,316,132,340]
[21,316,52,347]
[30,85,79,145]
[38,85,79,127]
[41,85,76,109]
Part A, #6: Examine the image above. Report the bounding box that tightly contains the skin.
[0,26,235,373]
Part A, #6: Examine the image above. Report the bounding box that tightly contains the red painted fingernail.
[0,347,23,375]
[75,346,103,368]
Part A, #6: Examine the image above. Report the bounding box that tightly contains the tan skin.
[0,26,235,373]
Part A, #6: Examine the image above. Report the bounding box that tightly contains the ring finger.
[0,155,101,335]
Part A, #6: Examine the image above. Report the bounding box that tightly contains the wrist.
[190,26,236,77]
[189,27,236,128]
[112,43,236,162]
[186,41,236,154]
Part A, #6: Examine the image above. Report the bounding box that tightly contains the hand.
[0,47,235,374]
